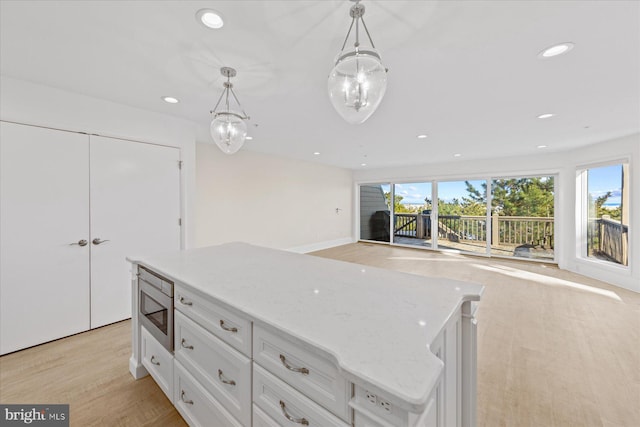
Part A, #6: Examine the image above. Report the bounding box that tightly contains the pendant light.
[328,0,387,125]
[210,67,250,155]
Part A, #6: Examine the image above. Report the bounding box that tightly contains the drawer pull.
[181,390,193,405]
[219,320,238,333]
[279,354,310,375]
[181,339,194,350]
[150,355,160,366]
[217,369,236,386]
[179,296,193,306]
[279,400,309,426]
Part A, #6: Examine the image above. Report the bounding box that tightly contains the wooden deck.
[392,236,555,260]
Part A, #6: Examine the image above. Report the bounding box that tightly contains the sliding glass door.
[392,182,433,249]
[490,176,555,260]
[436,180,488,255]
[359,175,559,263]
[359,184,391,243]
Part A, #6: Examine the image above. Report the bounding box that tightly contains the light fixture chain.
[229,87,249,119]
[359,16,376,49]
[211,88,227,115]
[340,18,356,52]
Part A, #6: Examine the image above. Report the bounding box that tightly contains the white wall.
[353,133,639,293]
[196,143,353,252]
[0,76,197,248]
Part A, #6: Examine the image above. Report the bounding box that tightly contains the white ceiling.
[1,1,638,169]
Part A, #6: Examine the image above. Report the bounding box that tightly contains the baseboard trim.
[287,237,355,254]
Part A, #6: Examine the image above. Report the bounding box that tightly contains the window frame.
[576,158,631,271]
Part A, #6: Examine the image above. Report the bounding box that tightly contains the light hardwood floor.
[1,242,638,426]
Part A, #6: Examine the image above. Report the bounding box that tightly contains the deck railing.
[492,216,554,248]
[393,213,555,247]
[588,217,628,265]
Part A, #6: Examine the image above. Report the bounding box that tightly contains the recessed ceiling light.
[538,42,574,58]
[245,136,253,141]
[196,9,224,29]
[162,96,179,104]
[361,163,367,167]
[417,134,428,139]
[537,145,548,149]
[537,113,555,119]
[313,152,320,156]
[453,153,462,158]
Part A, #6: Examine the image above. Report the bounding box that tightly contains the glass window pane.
[587,164,628,266]
[359,184,391,242]
[436,180,488,255]
[490,176,555,260]
[392,182,433,249]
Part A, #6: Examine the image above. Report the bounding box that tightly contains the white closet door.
[89,136,180,328]
[0,122,90,355]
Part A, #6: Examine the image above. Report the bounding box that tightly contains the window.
[358,174,558,263]
[437,180,488,255]
[359,184,391,242]
[491,176,555,261]
[392,182,433,249]
[583,163,629,266]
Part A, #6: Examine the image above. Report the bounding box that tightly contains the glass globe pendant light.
[210,67,250,155]
[328,0,387,125]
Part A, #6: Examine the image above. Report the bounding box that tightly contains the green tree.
[385,192,411,213]
[465,177,554,217]
[589,191,621,221]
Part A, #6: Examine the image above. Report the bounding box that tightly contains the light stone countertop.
[128,242,484,412]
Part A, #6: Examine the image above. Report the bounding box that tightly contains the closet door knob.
[92,238,110,245]
[71,240,88,247]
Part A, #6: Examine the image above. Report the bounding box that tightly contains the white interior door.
[0,122,90,354]
[89,136,180,328]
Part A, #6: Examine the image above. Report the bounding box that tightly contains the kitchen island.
[129,242,483,427]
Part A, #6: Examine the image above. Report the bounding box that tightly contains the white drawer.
[175,284,251,356]
[254,364,350,427]
[253,404,281,427]
[141,325,173,402]
[253,324,351,422]
[174,310,251,427]
[174,360,243,427]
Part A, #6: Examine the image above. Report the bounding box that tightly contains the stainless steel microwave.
[138,266,173,352]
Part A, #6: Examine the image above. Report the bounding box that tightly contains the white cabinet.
[174,311,251,426]
[253,364,350,427]
[253,324,351,421]
[0,121,181,354]
[141,325,174,401]
[175,285,252,356]
[129,244,482,427]
[252,404,280,427]
[174,360,243,427]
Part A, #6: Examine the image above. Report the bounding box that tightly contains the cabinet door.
[0,122,90,355]
[89,136,180,328]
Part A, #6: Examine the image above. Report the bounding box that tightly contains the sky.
[588,164,623,207]
[393,180,484,205]
[380,166,623,208]
[383,165,622,207]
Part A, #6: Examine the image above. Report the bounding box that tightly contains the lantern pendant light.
[210,67,250,155]
[328,0,387,125]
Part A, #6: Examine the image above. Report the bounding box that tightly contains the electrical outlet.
[379,400,391,412]
[365,391,377,405]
